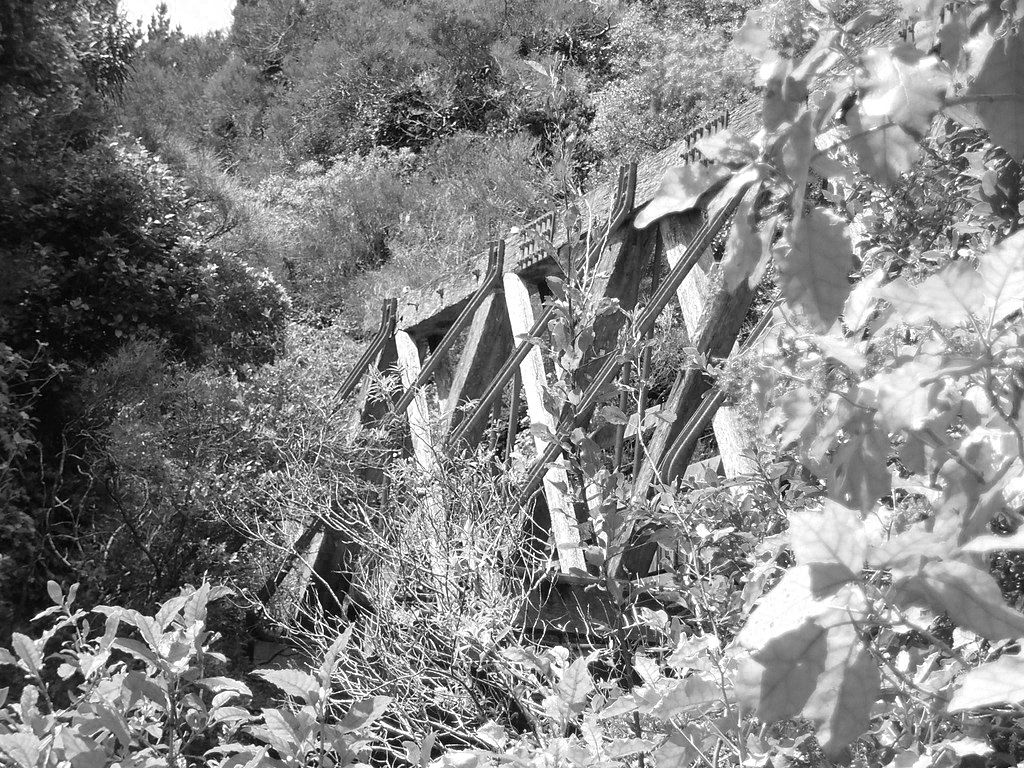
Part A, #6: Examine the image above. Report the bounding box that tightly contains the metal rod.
[395,242,504,415]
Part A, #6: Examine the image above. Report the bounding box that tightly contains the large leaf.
[802,624,880,757]
[198,677,253,698]
[846,42,949,183]
[879,261,980,326]
[967,30,1024,160]
[652,727,698,768]
[846,107,922,184]
[858,45,949,136]
[829,425,892,512]
[252,668,319,704]
[735,10,771,61]
[720,197,763,291]
[856,360,944,432]
[652,677,723,719]
[735,567,861,649]
[11,633,41,677]
[556,657,595,708]
[978,230,1024,327]
[961,527,1024,553]
[633,165,730,230]
[338,696,391,733]
[843,268,884,333]
[790,501,866,573]
[775,208,854,331]
[735,619,829,720]
[695,129,758,166]
[911,560,1024,640]
[949,653,1024,711]
[0,733,41,768]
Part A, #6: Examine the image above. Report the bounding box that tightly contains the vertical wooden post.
[503,272,587,574]
[661,213,757,478]
[440,291,515,444]
[395,330,437,473]
[394,330,450,585]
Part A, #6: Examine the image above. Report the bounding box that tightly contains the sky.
[119,0,235,36]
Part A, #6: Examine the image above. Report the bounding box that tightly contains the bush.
[0,582,387,767]
[67,324,362,626]
[2,136,289,370]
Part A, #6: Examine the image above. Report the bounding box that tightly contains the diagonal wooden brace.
[394,241,504,415]
[332,298,397,409]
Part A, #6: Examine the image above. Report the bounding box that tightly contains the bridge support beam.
[503,272,586,574]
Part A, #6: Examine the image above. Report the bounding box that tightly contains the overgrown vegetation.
[4,0,1024,767]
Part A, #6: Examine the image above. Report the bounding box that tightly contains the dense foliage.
[0,0,290,628]
[116,0,760,327]
[5,0,1024,767]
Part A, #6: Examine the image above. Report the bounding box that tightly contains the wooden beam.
[395,330,438,472]
[668,215,758,479]
[634,214,755,493]
[440,291,515,444]
[503,272,586,574]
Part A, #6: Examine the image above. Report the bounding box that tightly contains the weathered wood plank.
[634,215,755,493]
[503,272,586,574]
[395,330,438,472]
[440,291,515,444]
[668,216,757,479]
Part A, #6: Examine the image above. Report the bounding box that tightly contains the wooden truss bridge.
[273,104,778,639]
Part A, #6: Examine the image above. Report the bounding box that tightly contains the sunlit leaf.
[556,657,595,707]
[858,45,949,136]
[736,10,771,61]
[695,129,758,166]
[802,624,880,757]
[339,696,391,733]
[878,260,980,325]
[720,197,763,291]
[961,528,1024,553]
[857,359,945,432]
[782,110,815,183]
[633,165,731,230]
[736,619,829,720]
[978,230,1024,327]
[652,727,697,768]
[11,634,41,677]
[909,560,1024,640]
[252,668,319,704]
[198,677,253,698]
[967,31,1024,160]
[949,653,1024,711]
[845,108,921,184]
[775,208,854,331]
[0,733,41,768]
[790,501,866,573]
[652,677,723,719]
[843,268,884,333]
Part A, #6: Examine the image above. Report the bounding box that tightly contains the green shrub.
[3,136,289,370]
[0,582,387,767]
